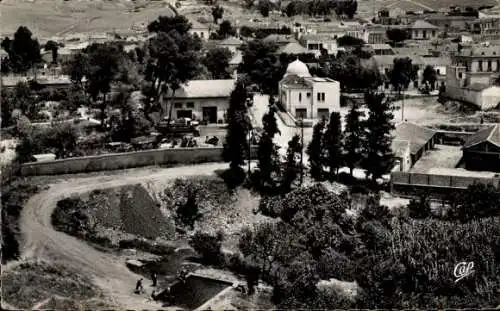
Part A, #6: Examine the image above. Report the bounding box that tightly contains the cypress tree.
[307,118,326,181]
[343,102,364,176]
[282,134,302,193]
[323,111,343,180]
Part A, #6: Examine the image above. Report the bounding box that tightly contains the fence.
[19,146,259,176]
[391,171,500,197]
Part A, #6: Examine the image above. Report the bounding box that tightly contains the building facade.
[278,59,340,120]
[164,79,236,124]
[462,124,500,172]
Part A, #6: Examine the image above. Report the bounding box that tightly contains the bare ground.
[4,163,238,309]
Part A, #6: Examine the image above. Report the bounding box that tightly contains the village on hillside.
[1,0,500,310]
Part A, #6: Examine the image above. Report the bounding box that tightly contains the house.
[462,124,500,172]
[467,16,500,40]
[189,20,210,40]
[164,79,236,124]
[262,34,298,46]
[391,139,412,172]
[298,34,339,56]
[445,45,500,109]
[422,56,452,82]
[366,27,388,44]
[278,59,340,120]
[407,20,440,40]
[372,54,425,90]
[277,42,310,55]
[393,122,437,167]
[368,43,394,55]
[228,51,243,75]
[217,37,243,54]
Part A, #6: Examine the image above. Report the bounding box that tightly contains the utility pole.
[248,128,252,176]
[299,118,304,186]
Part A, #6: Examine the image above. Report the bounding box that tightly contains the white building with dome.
[278,59,340,120]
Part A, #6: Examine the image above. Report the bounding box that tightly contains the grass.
[1,260,101,309]
[0,0,175,39]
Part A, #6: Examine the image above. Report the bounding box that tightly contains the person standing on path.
[151,271,158,287]
[135,278,144,293]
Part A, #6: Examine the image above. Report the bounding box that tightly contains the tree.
[336,35,364,47]
[175,186,202,230]
[85,43,127,127]
[258,0,272,17]
[1,26,41,73]
[239,40,282,95]
[189,231,224,265]
[307,118,326,181]
[282,134,302,193]
[212,5,224,23]
[361,92,395,182]
[386,28,409,46]
[254,97,281,193]
[343,102,364,176]
[44,40,59,63]
[389,57,418,95]
[422,65,437,91]
[447,183,500,222]
[323,111,343,180]
[146,15,202,125]
[343,0,358,19]
[203,47,232,79]
[217,20,237,39]
[407,193,432,219]
[222,80,251,187]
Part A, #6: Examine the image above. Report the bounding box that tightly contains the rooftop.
[463,124,500,149]
[408,20,440,29]
[422,56,452,66]
[167,79,236,98]
[219,37,243,46]
[372,54,425,66]
[369,43,393,50]
[263,34,298,45]
[393,122,437,154]
[391,139,411,158]
[277,42,310,54]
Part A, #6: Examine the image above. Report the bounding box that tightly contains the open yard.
[410,144,463,173]
[0,0,175,39]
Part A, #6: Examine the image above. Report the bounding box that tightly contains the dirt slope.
[10,163,229,309]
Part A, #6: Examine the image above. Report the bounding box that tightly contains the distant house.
[262,34,298,46]
[422,56,452,81]
[1,74,71,90]
[228,51,242,74]
[407,20,440,40]
[372,54,425,90]
[462,124,500,172]
[368,43,394,55]
[393,122,437,167]
[217,37,243,54]
[298,34,339,56]
[189,20,210,40]
[277,42,310,55]
[164,79,236,124]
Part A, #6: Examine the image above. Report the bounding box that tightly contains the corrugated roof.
[463,124,500,149]
[409,20,439,29]
[167,79,236,98]
[393,122,436,154]
[277,42,309,55]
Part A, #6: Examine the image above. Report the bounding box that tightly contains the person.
[151,290,157,301]
[151,271,157,287]
[135,278,144,293]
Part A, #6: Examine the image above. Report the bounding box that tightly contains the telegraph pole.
[299,118,304,186]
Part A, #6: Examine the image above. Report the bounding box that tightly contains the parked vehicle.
[157,118,200,137]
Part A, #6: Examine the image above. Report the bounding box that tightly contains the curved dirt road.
[17,163,228,309]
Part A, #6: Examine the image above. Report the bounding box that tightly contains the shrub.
[189,230,224,265]
[175,186,202,230]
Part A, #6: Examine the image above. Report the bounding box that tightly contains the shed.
[393,122,437,166]
[462,124,500,172]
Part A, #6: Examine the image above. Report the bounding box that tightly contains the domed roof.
[284,59,311,78]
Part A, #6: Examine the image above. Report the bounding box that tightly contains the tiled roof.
[463,124,500,149]
[422,56,451,66]
[409,20,439,29]
[219,37,243,46]
[393,122,436,154]
[277,42,309,54]
[167,79,236,98]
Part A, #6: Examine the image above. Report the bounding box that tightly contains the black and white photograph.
[1,0,500,309]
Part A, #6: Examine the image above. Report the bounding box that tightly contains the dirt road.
[16,163,229,309]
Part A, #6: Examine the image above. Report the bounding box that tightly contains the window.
[436,69,441,75]
[306,92,311,98]
[174,102,182,109]
[488,60,492,72]
[321,93,325,102]
[299,93,302,102]
[186,102,194,108]
[317,93,321,101]
[200,32,204,38]
[458,72,463,79]
[423,30,427,38]
[432,30,436,37]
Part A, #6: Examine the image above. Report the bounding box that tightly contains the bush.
[175,187,202,230]
[189,231,224,265]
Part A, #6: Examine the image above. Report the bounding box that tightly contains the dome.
[284,59,311,78]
